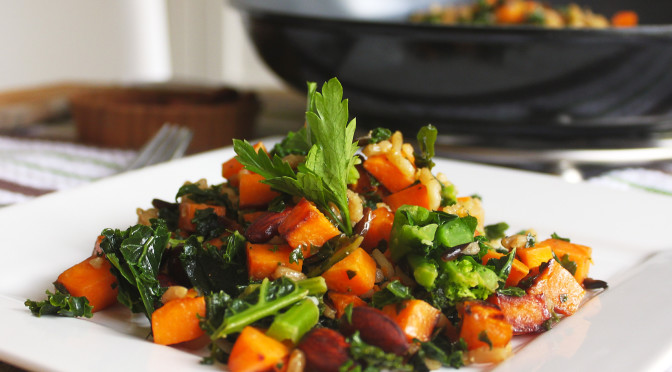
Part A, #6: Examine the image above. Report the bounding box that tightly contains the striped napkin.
[0,136,136,205]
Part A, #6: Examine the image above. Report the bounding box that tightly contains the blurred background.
[1,0,672,206]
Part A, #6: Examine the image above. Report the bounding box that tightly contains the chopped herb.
[551,232,571,242]
[25,290,93,318]
[369,127,392,144]
[485,222,509,240]
[478,330,493,350]
[415,125,438,170]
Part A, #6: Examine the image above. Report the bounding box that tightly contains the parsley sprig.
[233,78,358,234]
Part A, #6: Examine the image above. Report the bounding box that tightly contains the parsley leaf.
[234,78,358,234]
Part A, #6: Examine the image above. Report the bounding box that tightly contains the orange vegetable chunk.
[488,293,551,335]
[516,245,554,269]
[322,247,377,295]
[56,256,118,312]
[361,207,394,251]
[612,10,638,27]
[178,202,227,233]
[384,184,431,212]
[526,259,585,316]
[278,198,340,255]
[238,172,280,208]
[538,238,592,285]
[228,326,289,372]
[382,299,441,342]
[151,296,206,345]
[459,300,513,351]
[328,292,367,318]
[246,243,303,280]
[481,250,529,287]
[363,154,415,193]
[222,142,268,179]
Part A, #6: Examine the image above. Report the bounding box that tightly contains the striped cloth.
[0,136,136,205]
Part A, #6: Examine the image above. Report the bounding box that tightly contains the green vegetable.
[551,232,571,242]
[25,290,93,318]
[180,232,247,295]
[435,216,478,248]
[234,78,359,234]
[415,335,466,370]
[432,256,499,309]
[297,276,328,296]
[388,206,438,261]
[415,124,438,170]
[407,254,438,289]
[368,127,392,144]
[371,280,413,308]
[209,277,309,339]
[484,222,509,240]
[100,219,170,320]
[340,331,413,372]
[485,247,517,284]
[266,298,319,343]
[192,208,226,241]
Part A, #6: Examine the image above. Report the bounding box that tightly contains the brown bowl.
[70,83,259,153]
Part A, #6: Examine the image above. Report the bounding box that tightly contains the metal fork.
[123,123,193,171]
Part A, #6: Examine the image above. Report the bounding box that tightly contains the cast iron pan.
[233,0,672,139]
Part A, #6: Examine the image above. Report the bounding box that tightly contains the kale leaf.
[25,290,93,318]
[100,219,170,320]
[180,232,247,295]
[414,124,438,170]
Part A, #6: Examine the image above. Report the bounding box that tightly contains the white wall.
[0,0,280,92]
[0,0,172,91]
[166,0,283,90]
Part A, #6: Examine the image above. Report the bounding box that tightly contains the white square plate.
[1,144,671,372]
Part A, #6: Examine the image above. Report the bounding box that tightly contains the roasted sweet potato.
[238,171,280,208]
[516,245,554,269]
[328,292,367,318]
[363,154,415,193]
[222,142,268,181]
[488,293,551,335]
[458,300,512,351]
[228,326,289,372]
[481,250,529,287]
[152,296,206,345]
[360,207,394,251]
[526,259,585,316]
[321,247,377,296]
[246,243,303,280]
[278,198,340,255]
[538,238,592,285]
[56,256,118,312]
[178,202,227,233]
[384,184,431,212]
[382,299,441,342]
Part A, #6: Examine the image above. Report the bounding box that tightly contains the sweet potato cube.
[488,293,551,335]
[278,198,340,255]
[361,207,395,251]
[238,172,280,208]
[538,238,592,285]
[516,245,554,269]
[526,259,585,316]
[458,300,512,351]
[481,250,529,287]
[328,292,367,318]
[56,256,118,312]
[382,299,441,342]
[178,202,227,233]
[228,326,289,372]
[151,296,206,345]
[384,184,431,212]
[363,154,415,193]
[246,243,302,280]
[221,142,268,180]
[322,247,377,296]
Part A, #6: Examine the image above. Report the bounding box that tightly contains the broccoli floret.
[432,256,499,309]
